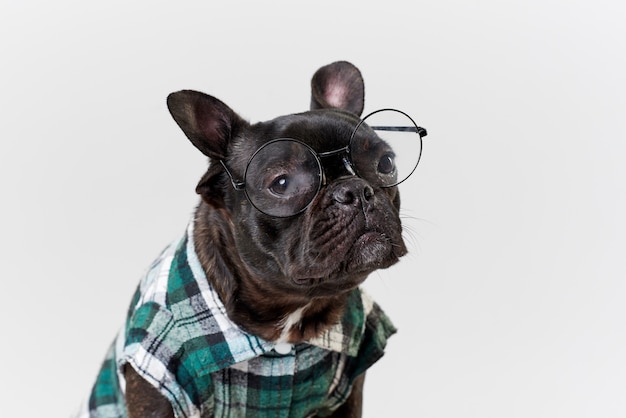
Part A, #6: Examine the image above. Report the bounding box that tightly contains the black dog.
[79,61,426,418]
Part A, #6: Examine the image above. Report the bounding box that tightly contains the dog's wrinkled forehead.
[228,109,359,169]
[271,110,359,152]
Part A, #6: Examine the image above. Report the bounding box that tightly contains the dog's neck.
[193,203,350,343]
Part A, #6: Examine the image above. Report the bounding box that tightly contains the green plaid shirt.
[78,221,396,418]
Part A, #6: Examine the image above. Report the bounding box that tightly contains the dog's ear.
[167,90,248,208]
[167,90,247,160]
[310,61,365,117]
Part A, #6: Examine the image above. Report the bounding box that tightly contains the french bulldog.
[80,61,425,418]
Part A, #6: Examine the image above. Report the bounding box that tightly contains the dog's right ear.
[310,61,365,116]
[167,90,247,160]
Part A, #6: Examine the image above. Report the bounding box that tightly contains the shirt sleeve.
[350,299,397,378]
[120,302,202,418]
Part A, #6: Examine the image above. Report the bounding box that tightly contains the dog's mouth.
[343,229,403,271]
[289,229,403,290]
[353,230,393,257]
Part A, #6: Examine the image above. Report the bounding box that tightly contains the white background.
[1,1,625,417]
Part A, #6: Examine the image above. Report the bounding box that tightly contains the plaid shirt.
[78,221,396,418]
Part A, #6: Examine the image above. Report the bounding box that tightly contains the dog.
[78,61,426,418]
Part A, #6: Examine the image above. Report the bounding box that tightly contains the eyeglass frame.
[219,108,428,217]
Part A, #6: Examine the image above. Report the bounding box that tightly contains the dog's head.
[167,61,416,299]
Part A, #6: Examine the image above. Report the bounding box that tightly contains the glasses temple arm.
[371,126,428,137]
[219,160,245,190]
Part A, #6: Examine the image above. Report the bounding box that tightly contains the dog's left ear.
[310,61,365,117]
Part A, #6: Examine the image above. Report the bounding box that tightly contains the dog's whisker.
[399,208,437,254]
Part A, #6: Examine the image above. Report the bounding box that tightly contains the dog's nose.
[331,179,374,207]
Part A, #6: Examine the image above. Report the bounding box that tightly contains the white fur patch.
[276,304,309,343]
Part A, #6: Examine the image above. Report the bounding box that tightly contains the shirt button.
[274,342,293,354]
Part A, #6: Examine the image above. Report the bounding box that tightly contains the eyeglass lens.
[244,140,322,217]
[350,109,422,188]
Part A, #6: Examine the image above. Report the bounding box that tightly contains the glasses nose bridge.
[317,146,356,184]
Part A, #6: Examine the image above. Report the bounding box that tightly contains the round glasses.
[221,109,427,217]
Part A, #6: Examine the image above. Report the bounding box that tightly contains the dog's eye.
[377,153,396,175]
[269,175,290,195]
[267,171,317,199]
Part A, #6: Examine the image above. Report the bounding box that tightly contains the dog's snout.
[331,179,374,207]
